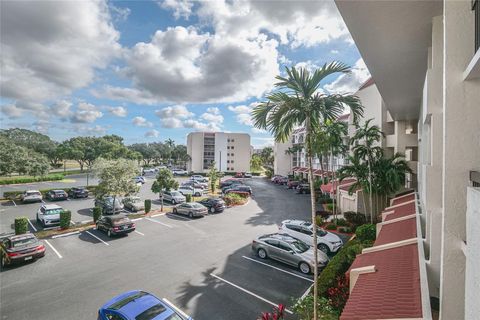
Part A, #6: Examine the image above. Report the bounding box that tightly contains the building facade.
[335,0,480,318]
[186,132,251,173]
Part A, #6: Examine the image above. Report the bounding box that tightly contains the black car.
[296,183,311,194]
[94,196,124,215]
[219,179,243,188]
[1,233,45,268]
[68,187,89,199]
[46,189,68,201]
[224,185,252,195]
[198,198,226,213]
[96,215,135,237]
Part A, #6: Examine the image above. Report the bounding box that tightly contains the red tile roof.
[357,77,375,91]
[320,178,356,193]
[384,201,416,222]
[391,193,415,206]
[375,217,417,246]
[341,244,422,320]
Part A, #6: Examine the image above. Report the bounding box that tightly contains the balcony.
[464,0,480,80]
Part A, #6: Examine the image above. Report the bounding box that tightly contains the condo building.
[186,132,251,173]
[334,0,480,319]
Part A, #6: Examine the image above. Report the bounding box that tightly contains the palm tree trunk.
[160,192,164,212]
[367,158,374,224]
[305,118,319,320]
[330,148,336,221]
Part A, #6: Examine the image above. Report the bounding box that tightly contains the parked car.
[251,233,329,274]
[143,168,157,174]
[182,180,208,189]
[271,176,283,184]
[219,179,243,188]
[95,196,124,215]
[178,186,205,197]
[45,189,68,201]
[224,185,252,195]
[235,172,245,178]
[134,176,145,184]
[296,183,311,194]
[36,204,64,227]
[173,202,208,218]
[172,169,188,176]
[98,290,193,320]
[122,196,145,212]
[287,180,301,189]
[162,191,186,205]
[68,187,89,199]
[280,219,344,254]
[276,176,289,185]
[197,197,226,213]
[21,190,42,203]
[190,175,208,183]
[244,172,253,178]
[96,215,135,237]
[270,175,282,182]
[0,233,45,268]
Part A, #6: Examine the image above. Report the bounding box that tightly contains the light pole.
[219,151,222,172]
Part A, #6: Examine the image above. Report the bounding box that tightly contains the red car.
[1,233,45,268]
[235,172,245,178]
[287,180,301,189]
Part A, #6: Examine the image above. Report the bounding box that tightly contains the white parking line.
[242,256,314,282]
[134,230,145,236]
[42,226,60,231]
[80,219,93,224]
[41,200,46,204]
[131,218,143,222]
[145,217,173,228]
[27,220,38,232]
[84,230,110,246]
[51,231,80,239]
[11,200,17,207]
[44,240,62,258]
[151,213,166,218]
[167,213,191,221]
[300,283,314,301]
[210,273,293,314]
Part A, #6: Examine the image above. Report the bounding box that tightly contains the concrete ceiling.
[335,0,442,120]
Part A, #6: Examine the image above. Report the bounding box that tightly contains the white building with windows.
[186,132,251,173]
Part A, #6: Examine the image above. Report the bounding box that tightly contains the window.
[227,160,230,163]
[286,225,301,232]
[231,153,234,157]
[265,240,278,247]
[231,139,235,142]
[227,146,230,149]
[299,227,313,236]
[231,160,234,164]
[278,242,294,252]
[231,146,234,150]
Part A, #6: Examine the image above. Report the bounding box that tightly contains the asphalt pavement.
[0,177,322,320]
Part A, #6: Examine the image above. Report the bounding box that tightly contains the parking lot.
[0,177,337,320]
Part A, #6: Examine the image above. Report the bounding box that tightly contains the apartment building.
[186,132,251,173]
[335,0,480,318]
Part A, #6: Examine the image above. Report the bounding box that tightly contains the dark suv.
[224,185,252,195]
[68,187,89,199]
[198,198,226,213]
[296,183,311,194]
[96,215,135,237]
[94,196,124,215]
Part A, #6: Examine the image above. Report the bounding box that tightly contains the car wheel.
[299,262,311,274]
[188,212,193,219]
[210,207,215,213]
[173,208,177,214]
[171,199,176,205]
[107,230,112,237]
[318,244,330,254]
[36,214,40,223]
[195,192,201,197]
[257,248,267,259]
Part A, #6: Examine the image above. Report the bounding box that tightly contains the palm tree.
[252,63,363,319]
[350,119,384,223]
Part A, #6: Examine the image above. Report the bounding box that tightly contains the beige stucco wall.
[226,133,251,173]
[274,140,292,176]
[187,132,205,172]
[439,2,480,319]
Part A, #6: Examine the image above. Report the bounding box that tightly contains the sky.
[0,0,370,148]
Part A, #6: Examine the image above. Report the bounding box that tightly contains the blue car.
[98,290,193,320]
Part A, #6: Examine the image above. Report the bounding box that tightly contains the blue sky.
[0,0,370,147]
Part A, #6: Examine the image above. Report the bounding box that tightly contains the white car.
[162,190,186,204]
[37,204,64,227]
[178,186,205,197]
[172,169,188,176]
[21,190,43,203]
[279,219,344,254]
[190,175,209,183]
[143,168,157,174]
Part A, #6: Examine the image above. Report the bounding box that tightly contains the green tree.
[27,152,50,177]
[260,147,274,167]
[252,63,363,319]
[151,168,178,211]
[208,162,219,193]
[250,154,263,172]
[92,158,140,211]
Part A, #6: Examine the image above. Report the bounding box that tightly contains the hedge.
[317,240,366,297]
[3,185,98,200]
[60,210,71,229]
[355,224,376,242]
[93,207,102,223]
[335,218,348,227]
[185,194,192,202]
[14,217,29,235]
[144,199,152,213]
[223,193,248,206]
[343,211,367,229]
[325,223,337,230]
[0,174,65,185]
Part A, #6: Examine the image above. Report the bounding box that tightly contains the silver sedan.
[173,202,208,218]
[251,233,329,274]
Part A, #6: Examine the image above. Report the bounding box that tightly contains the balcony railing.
[474,0,480,52]
[470,170,480,187]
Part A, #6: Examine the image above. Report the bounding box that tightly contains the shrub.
[317,240,365,297]
[185,194,192,202]
[315,215,323,227]
[223,193,248,206]
[343,211,366,228]
[14,217,29,235]
[0,173,65,186]
[335,218,348,226]
[325,223,337,230]
[326,203,334,212]
[60,210,71,229]
[327,275,350,311]
[265,168,274,179]
[338,226,353,233]
[93,207,102,223]
[292,295,339,320]
[316,210,331,220]
[144,199,151,213]
[318,197,333,204]
[356,224,376,242]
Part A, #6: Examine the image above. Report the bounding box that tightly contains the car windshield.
[191,203,204,209]
[45,208,63,215]
[171,191,181,196]
[26,192,40,196]
[290,240,310,253]
[165,314,183,320]
[135,303,167,320]
[12,237,38,248]
[108,292,149,310]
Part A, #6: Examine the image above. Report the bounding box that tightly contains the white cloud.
[331,50,339,54]
[160,118,183,129]
[184,119,221,132]
[50,100,72,119]
[70,102,103,123]
[227,102,259,126]
[200,108,224,123]
[74,124,108,136]
[1,101,49,119]
[1,104,23,119]
[108,106,127,117]
[110,3,131,22]
[324,58,371,94]
[295,60,319,73]
[236,113,253,126]
[1,1,121,103]
[92,86,157,105]
[155,105,193,119]
[251,136,274,148]
[145,129,160,138]
[251,127,268,134]
[159,0,193,20]
[132,116,153,127]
